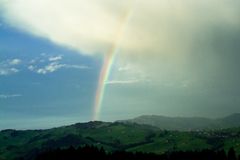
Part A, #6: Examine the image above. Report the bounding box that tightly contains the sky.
[0,0,240,130]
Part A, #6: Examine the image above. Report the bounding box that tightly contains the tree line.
[34,145,239,160]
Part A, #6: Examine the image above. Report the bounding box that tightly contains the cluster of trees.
[35,145,239,160]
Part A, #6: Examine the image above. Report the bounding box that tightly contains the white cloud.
[29,59,36,64]
[0,59,21,76]
[0,94,22,99]
[105,79,140,85]
[8,59,21,65]
[0,58,22,66]
[1,0,239,57]
[0,68,19,75]
[49,56,62,61]
[40,53,47,56]
[27,54,89,74]
[36,62,64,74]
[9,68,18,72]
[118,66,131,72]
[29,55,62,65]
[29,62,89,74]
[28,65,35,71]
[63,64,89,69]
[0,0,134,55]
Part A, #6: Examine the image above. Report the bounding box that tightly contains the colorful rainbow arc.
[92,2,135,121]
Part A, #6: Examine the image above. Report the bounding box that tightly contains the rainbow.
[92,2,135,120]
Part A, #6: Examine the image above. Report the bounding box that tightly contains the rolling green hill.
[0,121,240,160]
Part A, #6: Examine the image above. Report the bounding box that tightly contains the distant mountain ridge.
[118,113,240,131]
